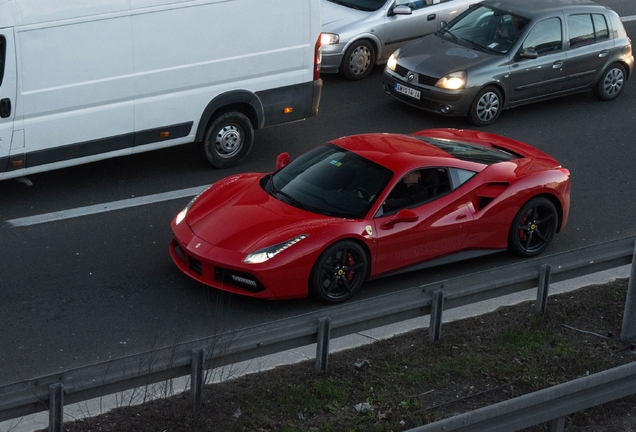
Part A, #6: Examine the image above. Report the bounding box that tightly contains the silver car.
[321,0,476,80]
[383,0,634,125]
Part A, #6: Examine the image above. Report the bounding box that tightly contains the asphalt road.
[1,2,635,386]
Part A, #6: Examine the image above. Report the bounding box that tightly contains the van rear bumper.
[257,79,322,128]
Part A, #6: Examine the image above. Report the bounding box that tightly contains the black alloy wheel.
[508,197,558,258]
[309,240,367,303]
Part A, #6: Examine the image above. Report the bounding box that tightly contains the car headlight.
[321,33,339,45]
[175,186,211,225]
[387,49,400,71]
[435,71,466,90]
[243,235,309,264]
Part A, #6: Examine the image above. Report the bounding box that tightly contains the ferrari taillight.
[559,168,571,178]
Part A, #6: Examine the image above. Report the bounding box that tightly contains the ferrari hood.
[397,33,498,78]
[185,174,338,254]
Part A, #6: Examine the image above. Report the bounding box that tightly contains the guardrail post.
[191,349,205,406]
[48,383,63,432]
[621,238,636,343]
[550,416,566,432]
[315,317,331,373]
[535,264,552,315]
[429,289,445,342]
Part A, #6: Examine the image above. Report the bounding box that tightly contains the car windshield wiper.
[274,189,312,212]
[460,38,489,53]
[440,28,460,44]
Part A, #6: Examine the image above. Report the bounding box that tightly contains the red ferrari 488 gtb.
[170,129,570,303]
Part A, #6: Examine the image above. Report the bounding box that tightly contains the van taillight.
[314,34,322,81]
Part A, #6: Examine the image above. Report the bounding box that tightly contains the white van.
[0,0,323,180]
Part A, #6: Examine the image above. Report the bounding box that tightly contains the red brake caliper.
[346,252,354,281]
[519,214,528,242]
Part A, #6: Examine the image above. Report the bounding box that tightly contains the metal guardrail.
[407,360,636,432]
[0,235,634,429]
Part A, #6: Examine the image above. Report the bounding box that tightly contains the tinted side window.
[382,168,451,214]
[568,14,595,48]
[449,168,476,189]
[396,0,433,10]
[522,18,562,56]
[592,14,609,41]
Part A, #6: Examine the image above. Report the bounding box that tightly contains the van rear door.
[0,28,16,173]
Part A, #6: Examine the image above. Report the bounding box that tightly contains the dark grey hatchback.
[383,0,634,125]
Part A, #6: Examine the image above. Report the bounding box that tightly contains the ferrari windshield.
[324,0,387,12]
[441,4,530,54]
[266,143,393,219]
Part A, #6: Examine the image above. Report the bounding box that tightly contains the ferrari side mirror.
[381,208,419,230]
[276,152,290,170]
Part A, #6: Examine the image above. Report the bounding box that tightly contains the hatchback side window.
[396,0,433,10]
[592,14,609,41]
[522,18,562,56]
[568,14,595,48]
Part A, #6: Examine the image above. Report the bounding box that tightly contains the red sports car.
[170,129,570,303]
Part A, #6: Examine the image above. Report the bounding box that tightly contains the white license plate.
[395,83,420,99]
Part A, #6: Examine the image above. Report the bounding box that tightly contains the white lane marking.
[622,15,636,22]
[6,185,210,228]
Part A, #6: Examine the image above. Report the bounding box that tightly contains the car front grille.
[188,257,203,275]
[394,64,439,87]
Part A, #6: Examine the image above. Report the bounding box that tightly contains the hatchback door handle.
[552,61,563,69]
[599,50,609,58]
[427,14,436,21]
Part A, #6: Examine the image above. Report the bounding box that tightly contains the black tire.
[200,112,254,168]
[309,240,367,304]
[593,63,626,101]
[339,40,376,81]
[467,86,502,126]
[508,197,558,258]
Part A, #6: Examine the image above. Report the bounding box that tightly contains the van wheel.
[340,40,375,81]
[593,63,626,101]
[201,112,254,168]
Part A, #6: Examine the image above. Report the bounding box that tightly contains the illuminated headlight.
[244,235,309,264]
[175,186,211,226]
[321,33,339,45]
[387,49,400,71]
[435,71,466,90]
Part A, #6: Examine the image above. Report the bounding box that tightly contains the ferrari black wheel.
[508,197,558,257]
[309,240,367,304]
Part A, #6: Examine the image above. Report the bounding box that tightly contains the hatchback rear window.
[415,137,522,164]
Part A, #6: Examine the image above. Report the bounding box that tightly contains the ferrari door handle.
[455,214,467,221]
[427,14,436,21]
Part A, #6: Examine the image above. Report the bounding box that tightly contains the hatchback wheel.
[309,240,367,303]
[340,40,375,81]
[468,86,502,126]
[594,63,626,101]
[508,197,558,258]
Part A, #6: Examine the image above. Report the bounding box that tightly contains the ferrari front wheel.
[309,240,367,304]
[508,197,558,258]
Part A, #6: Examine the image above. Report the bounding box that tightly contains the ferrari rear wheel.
[508,197,558,258]
[309,240,367,304]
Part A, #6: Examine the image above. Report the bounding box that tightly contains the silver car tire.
[594,63,626,101]
[200,112,254,168]
[468,86,502,126]
[340,40,376,81]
